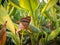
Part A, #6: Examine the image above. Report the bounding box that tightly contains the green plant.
[0,0,60,45]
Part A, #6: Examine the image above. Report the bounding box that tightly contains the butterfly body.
[16,16,31,34]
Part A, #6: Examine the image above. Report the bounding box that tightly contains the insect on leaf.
[16,16,31,33]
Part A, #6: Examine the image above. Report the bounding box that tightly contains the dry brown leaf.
[0,21,7,45]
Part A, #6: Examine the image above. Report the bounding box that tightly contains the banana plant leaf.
[19,0,39,11]
[0,5,15,34]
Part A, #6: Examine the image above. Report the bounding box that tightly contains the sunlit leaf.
[50,7,57,21]
[19,0,39,11]
[9,0,21,10]
[41,0,58,13]
[0,6,15,34]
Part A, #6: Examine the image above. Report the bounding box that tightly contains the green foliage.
[6,31,20,45]
[30,24,40,33]
[0,6,15,34]
[0,0,60,45]
[48,28,60,41]
[19,0,39,11]
[8,0,21,10]
[0,0,1,3]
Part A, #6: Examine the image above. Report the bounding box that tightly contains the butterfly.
[16,16,31,34]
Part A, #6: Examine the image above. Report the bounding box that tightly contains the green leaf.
[19,0,39,11]
[55,5,60,12]
[0,6,15,34]
[30,24,40,33]
[0,0,2,5]
[6,32,20,45]
[48,27,60,41]
[30,0,39,11]
[50,7,57,21]
[9,0,21,10]
[39,38,46,45]
[0,6,7,16]
[42,27,51,33]
[41,0,58,13]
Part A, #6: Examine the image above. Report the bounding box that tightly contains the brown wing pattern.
[20,16,31,24]
[16,16,31,33]
[20,16,31,29]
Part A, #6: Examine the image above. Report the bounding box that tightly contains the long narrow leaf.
[48,27,60,41]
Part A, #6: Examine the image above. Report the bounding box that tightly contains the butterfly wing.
[16,16,31,33]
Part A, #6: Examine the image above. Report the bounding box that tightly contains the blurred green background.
[0,0,60,45]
